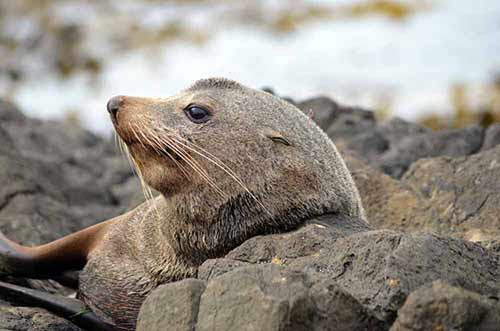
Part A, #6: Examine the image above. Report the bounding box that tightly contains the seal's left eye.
[184,105,210,124]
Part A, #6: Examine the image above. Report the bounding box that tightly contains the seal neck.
[165,190,336,265]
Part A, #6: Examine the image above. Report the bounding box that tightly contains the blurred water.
[3,0,500,134]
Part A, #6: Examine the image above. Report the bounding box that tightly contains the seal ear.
[264,129,292,146]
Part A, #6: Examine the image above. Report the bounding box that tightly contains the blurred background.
[0,0,499,135]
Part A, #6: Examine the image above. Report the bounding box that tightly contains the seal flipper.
[0,280,113,331]
[0,218,114,279]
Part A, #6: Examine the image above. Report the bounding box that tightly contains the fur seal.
[0,78,366,330]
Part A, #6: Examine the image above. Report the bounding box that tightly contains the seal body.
[0,78,366,330]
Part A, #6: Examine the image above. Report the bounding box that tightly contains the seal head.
[112,77,365,230]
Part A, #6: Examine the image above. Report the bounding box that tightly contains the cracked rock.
[403,145,500,240]
[391,281,500,331]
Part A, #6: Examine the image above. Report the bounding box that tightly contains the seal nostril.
[107,96,123,119]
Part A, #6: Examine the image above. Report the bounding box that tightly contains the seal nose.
[107,96,124,119]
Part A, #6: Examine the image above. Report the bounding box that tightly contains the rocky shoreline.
[0,96,499,330]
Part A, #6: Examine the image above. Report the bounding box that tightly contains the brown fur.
[0,78,366,330]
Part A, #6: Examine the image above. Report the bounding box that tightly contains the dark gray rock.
[297,96,340,131]
[137,279,206,331]
[340,149,437,232]
[483,240,500,255]
[330,117,428,165]
[298,97,491,180]
[307,230,499,322]
[0,101,141,246]
[377,125,484,178]
[296,96,376,135]
[481,123,500,151]
[0,101,142,329]
[0,101,141,308]
[391,281,500,331]
[0,99,27,123]
[342,136,500,240]
[377,117,430,146]
[198,258,251,282]
[197,265,385,331]
[198,214,371,281]
[403,144,500,240]
[343,130,389,164]
[202,229,499,325]
[152,228,498,331]
[326,110,377,142]
[0,305,81,331]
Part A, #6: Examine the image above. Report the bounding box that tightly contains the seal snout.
[107,96,125,120]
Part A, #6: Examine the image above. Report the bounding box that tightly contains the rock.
[296,96,376,135]
[202,229,500,324]
[0,101,142,327]
[326,110,377,142]
[342,138,500,240]
[198,259,251,282]
[330,117,429,166]
[0,99,27,123]
[198,214,372,281]
[293,230,499,323]
[0,102,141,299]
[0,101,140,245]
[377,118,430,146]
[342,130,389,164]
[403,145,500,239]
[196,265,385,331]
[0,197,79,246]
[0,305,81,331]
[391,281,500,331]
[482,240,500,255]
[297,96,340,130]
[376,125,484,178]
[137,279,206,331]
[340,149,437,232]
[481,123,500,151]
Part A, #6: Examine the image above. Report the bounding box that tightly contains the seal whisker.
[164,138,227,197]
[143,127,192,180]
[134,157,155,203]
[166,138,227,198]
[132,124,168,218]
[128,124,156,204]
[144,126,223,195]
[117,137,140,180]
[134,121,191,181]
[130,124,147,150]
[114,131,121,153]
[168,135,270,215]
[169,135,246,186]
